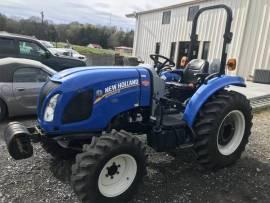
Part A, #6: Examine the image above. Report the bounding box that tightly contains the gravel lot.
[0,109,269,203]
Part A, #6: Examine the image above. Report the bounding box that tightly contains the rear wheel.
[0,99,7,121]
[71,130,147,203]
[194,90,252,170]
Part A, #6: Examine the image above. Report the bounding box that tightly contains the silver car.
[0,58,56,121]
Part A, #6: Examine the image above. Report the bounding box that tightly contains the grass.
[54,42,115,56]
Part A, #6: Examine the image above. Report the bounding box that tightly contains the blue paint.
[183,75,246,128]
[160,69,183,82]
[137,68,152,106]
[38,66,151,135]
[38,65,246,136]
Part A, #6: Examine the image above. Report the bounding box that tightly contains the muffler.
[4,122,33,160]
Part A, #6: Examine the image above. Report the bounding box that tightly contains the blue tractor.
[4,5,252,203]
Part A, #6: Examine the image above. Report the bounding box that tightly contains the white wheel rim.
[98,154,137,198]
[217,110,246,156]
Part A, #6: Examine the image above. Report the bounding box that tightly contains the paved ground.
[230,81,270,99]
[0,109,269,203]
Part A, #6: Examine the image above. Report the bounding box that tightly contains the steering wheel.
[150,54,176,74]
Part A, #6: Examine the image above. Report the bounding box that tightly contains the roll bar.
[187,4,233,75]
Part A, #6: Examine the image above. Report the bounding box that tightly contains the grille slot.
[62,90,93,124]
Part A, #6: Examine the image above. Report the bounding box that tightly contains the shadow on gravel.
[47,148,270,203]
[1,112,269,203]
[49,159,74,183]
[132,149,270,203]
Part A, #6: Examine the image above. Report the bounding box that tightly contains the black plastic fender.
[4,122,33,160]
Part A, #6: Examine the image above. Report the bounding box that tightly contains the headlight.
[44,94,60,122]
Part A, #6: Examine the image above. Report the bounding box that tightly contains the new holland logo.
[94,79,139,104]
[96,90,103,97]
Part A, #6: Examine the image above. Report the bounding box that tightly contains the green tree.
[0,13,134,49]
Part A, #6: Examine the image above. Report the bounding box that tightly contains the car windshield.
[70,49,79,55]
[40,41,54,48]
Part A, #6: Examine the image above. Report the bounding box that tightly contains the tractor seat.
[166,59,209,87]
[165,59,209,102]
[181,59,209,84]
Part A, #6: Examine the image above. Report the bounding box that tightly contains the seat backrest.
[182,59,209,84]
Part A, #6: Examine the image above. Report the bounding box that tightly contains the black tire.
[193,90,252,170]
[71,130,147,203]
[0,99,8,121]
[41,139,77,160]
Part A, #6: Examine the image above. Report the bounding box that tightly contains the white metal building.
[127,0,270,79]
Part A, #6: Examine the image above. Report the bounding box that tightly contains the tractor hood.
[51,66,141,82]
[49,66,147,92]
[38,65,152,134]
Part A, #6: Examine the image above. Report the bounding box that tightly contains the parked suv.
[0,32,86,71]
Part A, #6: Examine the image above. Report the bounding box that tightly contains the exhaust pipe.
[4,122,33,160]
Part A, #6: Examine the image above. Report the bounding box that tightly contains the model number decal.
[95,79,139,104]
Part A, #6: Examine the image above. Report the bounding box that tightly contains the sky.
[0,0,189,29]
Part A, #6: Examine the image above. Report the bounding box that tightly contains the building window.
[155,42,161,54]
[188,6,199,21]
[162,11,171,24]
[202,41,210,60]
[170,42,176,61]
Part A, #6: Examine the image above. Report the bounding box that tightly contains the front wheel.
[194,90,253,170]
[71,130,147,203]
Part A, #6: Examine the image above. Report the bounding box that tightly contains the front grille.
[62,90,93,124]
[39,80,60,108]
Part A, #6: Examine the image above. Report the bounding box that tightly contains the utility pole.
[41,11,44,24]
[40,11,45,39]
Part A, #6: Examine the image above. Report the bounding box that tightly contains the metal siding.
[238,0,270,78]
[132,0,260,77]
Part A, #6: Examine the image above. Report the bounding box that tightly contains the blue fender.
[183,75,246,128]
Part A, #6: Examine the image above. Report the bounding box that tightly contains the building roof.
[88,43,102,47]
[126,0,211,17]
[115,46,133,50]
